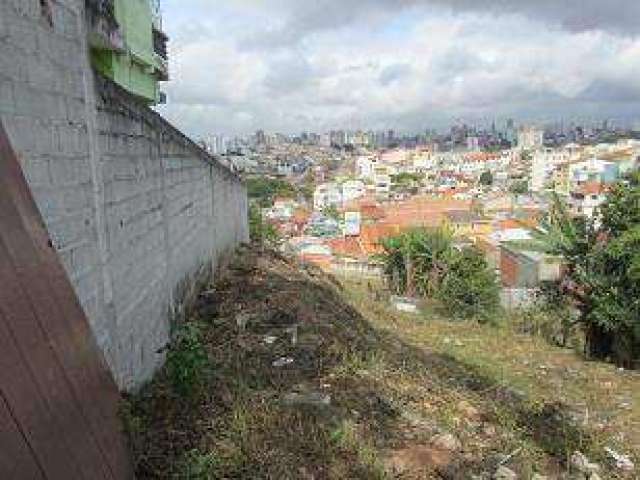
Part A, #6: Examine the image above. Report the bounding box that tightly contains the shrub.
[436,247,500,322]
[166,322,209,397]
[378,229,499,322]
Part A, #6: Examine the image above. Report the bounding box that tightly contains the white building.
[412,151,436,172]
[208,134,228,155]
[341,180,366,204]
[517,126,544,150]
[313,183,342,210]
[530,148,570,192]
[356,155,378,181]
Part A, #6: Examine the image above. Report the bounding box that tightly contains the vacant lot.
[123,248,638,479]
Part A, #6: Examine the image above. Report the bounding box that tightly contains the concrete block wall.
[1,0,249,390]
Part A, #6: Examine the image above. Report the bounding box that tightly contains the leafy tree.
[378,228,499,322]
[540,175,640,366]
[479,170,493,186]
[378,228,454,297]
[246,177,297,208]
[249,204,281,247]
[391,173,423,194]
[520,150,533,162]
[322,205,341,222]
[436,247,500,322]
[509,180,529,195]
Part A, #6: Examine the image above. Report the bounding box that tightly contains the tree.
[378,228,453,297]
[322,205,341,222]
[249,204,281,247]
[540,175,640,366]
[479,170,493,186]
[509,180,529,195]
[378,228,499,322]
[246,177,297,208]
[436,247,500,322]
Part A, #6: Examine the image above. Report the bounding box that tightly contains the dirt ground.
[122,247,639,479]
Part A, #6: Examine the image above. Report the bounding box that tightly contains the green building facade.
[87,0,168,104]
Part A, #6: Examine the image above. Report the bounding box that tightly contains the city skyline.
[158,0,640,137]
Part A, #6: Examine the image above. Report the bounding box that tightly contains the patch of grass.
[166,321,209,397]
[175,450,219,479]
[123,250,640,479]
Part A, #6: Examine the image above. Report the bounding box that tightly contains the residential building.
[88,0,168,104]
[530,148,570,192]
[341,180,366,204]
[313,183,342,210]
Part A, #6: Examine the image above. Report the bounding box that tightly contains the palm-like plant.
[378,227,454,297]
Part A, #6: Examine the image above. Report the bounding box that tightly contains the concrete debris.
[272,356,294,367]
[263,335,278,345]
[430,432,462,452]
[443,337,464,347]
[604,446,635,472]
[493,465,518,480]
[570,451,600,475]
[391,296,419,313]
[457,400,481,420]
[282,392,331,407]
[285,325,298,345]
[235,312,252,332]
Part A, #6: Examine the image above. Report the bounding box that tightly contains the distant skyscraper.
[517,126,544,150]
[208,134,228,155]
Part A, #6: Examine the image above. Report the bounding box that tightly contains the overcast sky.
[157,1,640,137]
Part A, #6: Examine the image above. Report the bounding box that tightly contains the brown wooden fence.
[0,122,133,479]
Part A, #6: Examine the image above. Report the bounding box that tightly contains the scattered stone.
[430,432,462,452]
[604,447,635,472]
[235,312,251,332]
[263,335,278,345]
[391,296,419,313]
[282,392,331,407]
[570,451,600,475]
[482,423,497,437]
[272,356,294,367]
[493,465,517,480]
[285,325,298,345]
[457,400,481,420]
[385,445,452,474]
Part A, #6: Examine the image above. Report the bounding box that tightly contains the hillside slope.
[123,247,638,479]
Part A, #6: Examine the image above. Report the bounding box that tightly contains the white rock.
[282,392,331,407]
[604,446,635,472]
[272,356,294,367]
[570,451,600,475]
[430,432,462,452]
[493,465,517,480]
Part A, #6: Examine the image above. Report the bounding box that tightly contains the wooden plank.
[0,122,133,478]
[0,390,45,480]
[0,126,133,479]
[0,295,84,480]
[0,194,114,480]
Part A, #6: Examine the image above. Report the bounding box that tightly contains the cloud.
[239,0,640,50]
[379,63,413,86]
[157,0,640,136]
